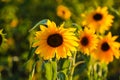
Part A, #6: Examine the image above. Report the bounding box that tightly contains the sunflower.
[82,7,114,33]
[93,32,120,64]
[32,20,78,60]
[0,29,6,46]
[0,29,7,53]
[10,18,18,28]
[57,5,71,20]
[78,27,98,55]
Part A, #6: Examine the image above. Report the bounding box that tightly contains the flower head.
[57,5,71,20]
[32,20,78,60]
[82,7,114,33]
[78,27,98,55]
[93,32,120,64]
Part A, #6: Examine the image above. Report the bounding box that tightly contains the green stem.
[69,52,76,80]
[69,52,85,80]
[69,65,75,80]
[87,57,108,80]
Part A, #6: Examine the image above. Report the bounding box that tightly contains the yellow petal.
[40,25,47,31]
[56,46,66,59]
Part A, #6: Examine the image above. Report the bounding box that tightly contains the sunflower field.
[0,0,120,80]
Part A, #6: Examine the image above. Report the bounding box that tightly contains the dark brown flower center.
[62,10,65,15]
[47,33,63,47]
[101,42,110,51]
[93,13,103,21]
[80,36,89,46]
[0,35,2,46]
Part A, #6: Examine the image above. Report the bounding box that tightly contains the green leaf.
[110,7,120,16]
[61,59,71,79]
[57,59,71,80]
[44,61,53,80]
[51,61,57,80]
[62,59,71,70]
[72,23,82,30]
[28,47,37,61]
[57,72,66,80]
[44,61,57,80]
[28,61,37,80]
[29,19,48,32]
[23,47,37,67]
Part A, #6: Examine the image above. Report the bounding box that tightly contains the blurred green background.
[0,0,120,80]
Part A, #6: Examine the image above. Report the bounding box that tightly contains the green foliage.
[57,72,67,80]
[44,61,57,80]
[29,61,36,80]
[27,47,36,61]
[0,0,120,80]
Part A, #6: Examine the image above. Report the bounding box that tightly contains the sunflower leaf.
[28,61,37,80]
[72,23,82,30]
[28,47,36,60]
[62,59,71,69]
[57,72,67,80]
[44,61,53,80]
[27,47,37,62]
[51,61,57,80]
[61,59,71,79]
[29,19,48,32]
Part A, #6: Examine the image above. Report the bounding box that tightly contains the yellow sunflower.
[82,7,114,33]
[78,27,98,55]
[32,20,78,60]
[93,32,120,64]
[0,29,7,53]
[57,5,71,20]
[10,18,18,28]
[0,29,7,46]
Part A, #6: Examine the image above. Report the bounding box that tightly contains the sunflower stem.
[69,52,76,80]
[69,65,75,80]
[87,56,108,80]
[69,51,85,80]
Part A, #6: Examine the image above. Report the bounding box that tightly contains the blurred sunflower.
[93,32,120,64]
[0,29,6,46]
[57,5,71,20]
[32,20,78,60]
[78,27,98,55]
[10,18,18,28]
[82,7,114,33]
